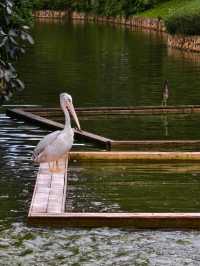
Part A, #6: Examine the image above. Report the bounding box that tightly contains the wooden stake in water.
[162,80,169,107]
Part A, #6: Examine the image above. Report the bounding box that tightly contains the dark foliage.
[0,0,34,104]
[34,0,169,16]
[165,7,200,36]
[33,0,72,10]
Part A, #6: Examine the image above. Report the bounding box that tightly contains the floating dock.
[28,152,200,228]
[6,106,200,150]
[7,105,200,227]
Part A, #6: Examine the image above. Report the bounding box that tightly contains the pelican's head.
[60,93,81,130]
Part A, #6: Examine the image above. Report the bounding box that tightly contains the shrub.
[33,0,72,10]
[165,5,200,35]
[0,0,34,103]
[71,0,92,13]
[33,0,169,16]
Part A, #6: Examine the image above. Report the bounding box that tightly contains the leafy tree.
[0,0,34,104]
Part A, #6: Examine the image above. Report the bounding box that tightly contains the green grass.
[139,0,200,35]
[139,0,200,19]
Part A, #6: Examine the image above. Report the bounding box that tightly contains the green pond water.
[67,162,200,213]
[1,19,200,265]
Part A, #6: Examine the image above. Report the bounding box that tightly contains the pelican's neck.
[62,106,71,131]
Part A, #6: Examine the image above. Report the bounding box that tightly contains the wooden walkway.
[29,158,68,215]
[6,106,200,150]
[28,152,200,228]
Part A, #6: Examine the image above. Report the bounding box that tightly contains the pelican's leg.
[48,161,53,172]
[53,161,58,171]
[65,153,68,173]
[49,159,66,173]
[55,160,61,172]
[48,162,51,171]
[49,161,57,173]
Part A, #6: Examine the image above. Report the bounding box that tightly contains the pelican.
[32,93,81,172]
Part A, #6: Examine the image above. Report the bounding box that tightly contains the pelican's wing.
[33,130,60,160]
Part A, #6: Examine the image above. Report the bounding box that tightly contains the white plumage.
[33,93,81,165]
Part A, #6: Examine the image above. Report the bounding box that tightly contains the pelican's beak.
[67,101,81,130]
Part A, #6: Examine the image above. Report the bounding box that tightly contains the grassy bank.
[139,0,200,35]
[33,0,167,16]
[33,0,200,36]
[139,0,193,18]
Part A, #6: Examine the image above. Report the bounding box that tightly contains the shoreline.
[34,10,200,53]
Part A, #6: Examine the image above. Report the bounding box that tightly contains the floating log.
[69,151,200,161]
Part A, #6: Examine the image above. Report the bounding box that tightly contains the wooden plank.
[29,164,51,214]
[15,105,200,116]
[6,108,64,130]
[29,158,68,216]
[28,212,200,228]
[28,152,200,228]
[69,151,200,161]
[6,108,111,148]
[18,105,200,111]
[111,140,200,149]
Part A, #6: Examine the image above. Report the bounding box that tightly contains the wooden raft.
[6,106,200,150]
[28,152,200,228]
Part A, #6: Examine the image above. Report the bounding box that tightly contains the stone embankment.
[34,10,69,18]
[71,11,166,32]
[34,10,165,32]
[34,10,200,53]
[168,35,200,53]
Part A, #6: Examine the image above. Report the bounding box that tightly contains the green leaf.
[6,6,12,15]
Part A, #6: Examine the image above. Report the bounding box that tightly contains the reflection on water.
[51,111,200,142]
[0,114,42,226]
[11,20,200,107]
[2,19,200,264]
[168,46,200,66]
[80,114,200,141]
[67,162,200,213]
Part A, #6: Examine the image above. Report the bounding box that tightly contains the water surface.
[1,19,200,265]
